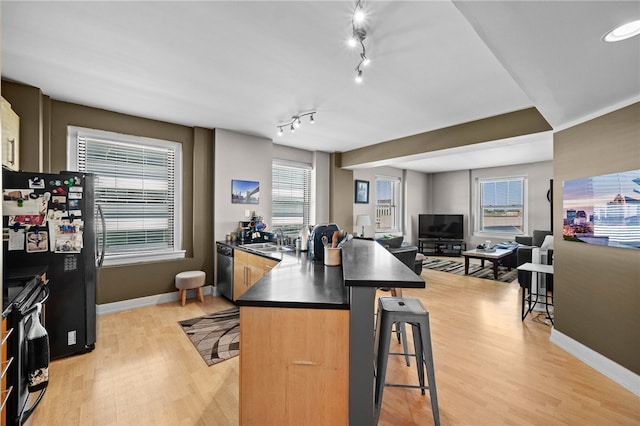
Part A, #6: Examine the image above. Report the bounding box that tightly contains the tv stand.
[418,238,466,256]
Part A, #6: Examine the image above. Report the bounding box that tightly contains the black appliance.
[418,214,464,240]
[2,169,101,360]
[3,270,50,426]
[308,223,340,261]
[216,243,234,300]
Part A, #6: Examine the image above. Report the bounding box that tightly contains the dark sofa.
[387,245,422,275]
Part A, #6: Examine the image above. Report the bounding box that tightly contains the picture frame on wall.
[562,168,640,250]
[355,179,369,204]
[232,179,260,204]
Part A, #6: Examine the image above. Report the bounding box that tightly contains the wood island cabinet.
[239,306,349,426]
[233,250,277,300]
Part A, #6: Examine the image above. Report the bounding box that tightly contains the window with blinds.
[272,160,311,234]
[68,126,184,265]
[477,177,526,235]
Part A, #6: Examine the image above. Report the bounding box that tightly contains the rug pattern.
[423,258,518,283]
[178,307,239,366]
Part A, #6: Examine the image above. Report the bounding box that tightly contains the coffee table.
[461,248,514,279]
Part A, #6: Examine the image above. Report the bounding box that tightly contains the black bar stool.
[374,296,439,425]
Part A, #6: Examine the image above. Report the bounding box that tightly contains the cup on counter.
[324,247,342,266]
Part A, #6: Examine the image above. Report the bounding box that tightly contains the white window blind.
[272,160,311,234]
[70,127,184,265]
[478,177,526,234]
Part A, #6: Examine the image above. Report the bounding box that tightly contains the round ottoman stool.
[175,270,206,306]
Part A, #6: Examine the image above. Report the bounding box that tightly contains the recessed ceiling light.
[603,19,640,42]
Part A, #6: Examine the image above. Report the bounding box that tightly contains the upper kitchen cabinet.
[1,96,20,171]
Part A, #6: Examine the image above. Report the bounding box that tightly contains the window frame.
[374,174,402,233]
[474,176,528,238]
[271,159,312,236]
[67,126,185,266]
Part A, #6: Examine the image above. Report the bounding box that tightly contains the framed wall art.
[355,179,369,204]
[232,179,259,204]
[562,168,639,250]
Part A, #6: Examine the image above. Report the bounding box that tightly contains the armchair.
[387,246,420,274]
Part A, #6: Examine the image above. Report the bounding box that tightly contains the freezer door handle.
[96,204,106,268]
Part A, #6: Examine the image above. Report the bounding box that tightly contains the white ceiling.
[2,1,639,173]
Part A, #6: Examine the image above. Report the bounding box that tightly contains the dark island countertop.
[226,238,425,426]
[221,238,424,309]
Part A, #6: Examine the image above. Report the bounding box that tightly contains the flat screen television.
[419,214,464,240]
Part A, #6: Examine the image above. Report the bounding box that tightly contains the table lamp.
[356,214,372,237]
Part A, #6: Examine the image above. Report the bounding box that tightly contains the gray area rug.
[423,258,518,283]
[178,307,239,366]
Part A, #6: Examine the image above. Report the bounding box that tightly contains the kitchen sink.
[242,242,295,253]
[243,242,276,249]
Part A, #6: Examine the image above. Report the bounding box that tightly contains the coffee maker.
[308,223,340,262]
[237,221,252,244]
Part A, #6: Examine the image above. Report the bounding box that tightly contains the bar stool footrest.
[385,382,428,395]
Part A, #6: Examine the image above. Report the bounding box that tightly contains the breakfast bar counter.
[232,238,424,425]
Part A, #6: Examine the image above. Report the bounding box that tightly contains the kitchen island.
[228,238,425,426]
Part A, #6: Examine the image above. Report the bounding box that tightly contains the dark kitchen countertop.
[219,238,424,309]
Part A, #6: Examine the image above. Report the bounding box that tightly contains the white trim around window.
[67,126,185,266]
[474,175,528,239]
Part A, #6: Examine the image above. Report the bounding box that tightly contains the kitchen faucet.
[274,228,285,247]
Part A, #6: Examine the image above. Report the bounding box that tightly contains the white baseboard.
[96,285,218,315]
[550,328,640,396]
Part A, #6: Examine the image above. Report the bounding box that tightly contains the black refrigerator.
[3,168,101,359]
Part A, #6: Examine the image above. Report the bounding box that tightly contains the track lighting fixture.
[349,0,370,83]
[276,111,317,136]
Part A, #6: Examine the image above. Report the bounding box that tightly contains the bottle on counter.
[299,226,309,251]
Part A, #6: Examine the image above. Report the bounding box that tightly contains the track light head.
[278,127,283,136]
[310,114,315,124]
[355,69,363,83]
[290,124,295,132]
[353,27,367,43]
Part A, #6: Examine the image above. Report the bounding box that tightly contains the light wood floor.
[30,267,639,426]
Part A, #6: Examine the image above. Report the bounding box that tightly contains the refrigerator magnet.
[68,192,82,199]
[28,177,45,189]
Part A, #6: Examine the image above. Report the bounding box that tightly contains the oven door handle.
[22,286,50,317]
[20,387,47,424]
[38,284,50,305]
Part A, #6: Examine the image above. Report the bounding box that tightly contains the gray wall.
[212,129,331,287]
[213,130,330,243]
[429,161,553,248]
[405,170,430,245]
[351,167,429,244]
[470,161,553,247]
[213,128,274,242]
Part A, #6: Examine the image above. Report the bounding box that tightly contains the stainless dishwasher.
[216,243,234,300]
